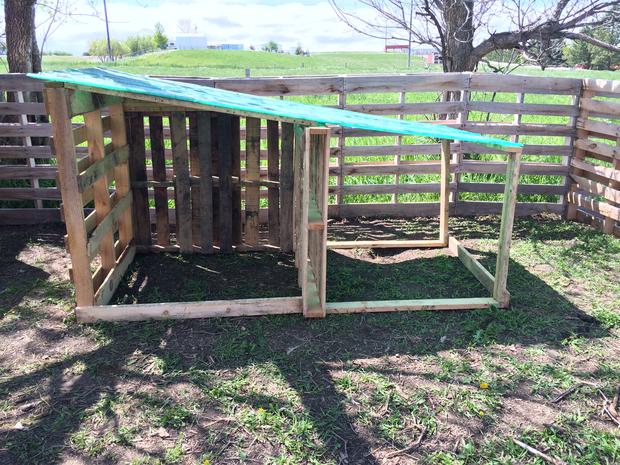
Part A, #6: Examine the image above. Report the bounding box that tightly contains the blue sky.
[40,0,385,55]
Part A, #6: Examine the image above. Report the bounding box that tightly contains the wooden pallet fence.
[4,71,620,235]
[567,79,620,237]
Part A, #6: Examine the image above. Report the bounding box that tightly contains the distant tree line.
[86,22,168,61]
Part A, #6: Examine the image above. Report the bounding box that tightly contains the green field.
[40,49,620,80]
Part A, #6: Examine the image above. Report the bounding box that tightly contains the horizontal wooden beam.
[87,192,133,262]
[325,297,499,314]
[327,239,445,249]
[448,237,495,293]
[76,296,303,322]
[78,145,129,192]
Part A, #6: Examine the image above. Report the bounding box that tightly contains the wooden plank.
[149,116,170,246]
[93,245,136,306]
[170,111,193,253]
[327,239,445,249]
[267,120,280,246]
[439,139,451,245]
[69,89,123,116]
[188,113,201,243]
[493,149,522,307]
[0,145,54,158]
[467,101,578,117]
[571,174,620,203]
[76,296,303,322]
[571,158,620,182]
[0,165,58,180]
[448,236,495,293]
[218,114,233,252]
[280,122,294,252]
[344,101,465,115]
[44,86,94,306]
[580,97,620,118]
[197,112,214,252]
[0,122,52,137]
[575,138,620,161]
[127,112,151,246]
[568,191,620,220]
[244,117,261,246]
[577,118,620,138]
[108,104,133,250]
[0,101,49,116]
[0,187,61,200]
[344,73,468,93]
[469,73,581,95]
[231,116,242,245]
[77,145,129,192]
[84,109,115,271]
[0,208,60,224]
[87,192,133,261]
[325,297,499,314]
[0,74,45,91]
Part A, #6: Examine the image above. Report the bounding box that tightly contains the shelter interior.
[41,76,523,323]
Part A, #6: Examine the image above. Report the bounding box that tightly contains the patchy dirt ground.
[1,216,619,465]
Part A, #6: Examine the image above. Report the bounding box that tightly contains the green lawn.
[41,49,620,80]
[1,217,619,464]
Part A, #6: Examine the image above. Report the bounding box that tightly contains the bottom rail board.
[76,296,304,322]
[327,239,446,249]
[326,298,498,314]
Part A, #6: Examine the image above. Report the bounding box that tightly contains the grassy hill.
[40,49,620,80]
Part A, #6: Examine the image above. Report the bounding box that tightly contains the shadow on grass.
[0,219,613,464]
[0,225,64,316]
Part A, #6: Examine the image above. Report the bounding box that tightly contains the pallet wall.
[566,79,620,236]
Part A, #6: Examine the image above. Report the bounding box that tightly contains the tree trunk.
[442,0,476,72]
[4,0,38,73]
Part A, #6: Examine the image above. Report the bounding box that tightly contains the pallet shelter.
[30,68,523,322]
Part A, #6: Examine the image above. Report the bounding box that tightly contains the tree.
[88,38,127,61]
[125,35,154,55]
[4,0,40,73]
[564,9,620,69]
[153,22,168,49]
[262,40,281,53]
[295,45,304,55]
[329,0,620,72]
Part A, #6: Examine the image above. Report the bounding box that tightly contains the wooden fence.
[0,72,618,237]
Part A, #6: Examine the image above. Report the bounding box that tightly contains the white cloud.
[41,0,386,55]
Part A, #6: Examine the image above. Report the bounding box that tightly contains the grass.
[0,216,619,464]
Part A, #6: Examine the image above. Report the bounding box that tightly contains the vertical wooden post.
[293,124,305,264]
[149,115,169,246]
[197,111,214,253]
[267,120,280,246]
[493,148,522,307]
[108,104,133,250]
[280,122,294,252]
[84,109,115,271]
[210,115,220,245]
[231,116,242,246]
[44,85,94,306]
[170,111,192,253]
[127,112,151,246]
[188,113,201,243]
[439,138,451,245]
[245,117,261,246]
[336,90,346,211]
[218,114,233,253]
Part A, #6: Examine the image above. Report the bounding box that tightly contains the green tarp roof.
[29,68,522,150]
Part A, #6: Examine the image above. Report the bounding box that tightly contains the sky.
[39,0,387,55]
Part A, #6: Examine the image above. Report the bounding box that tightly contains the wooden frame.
[46,83,522,322]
